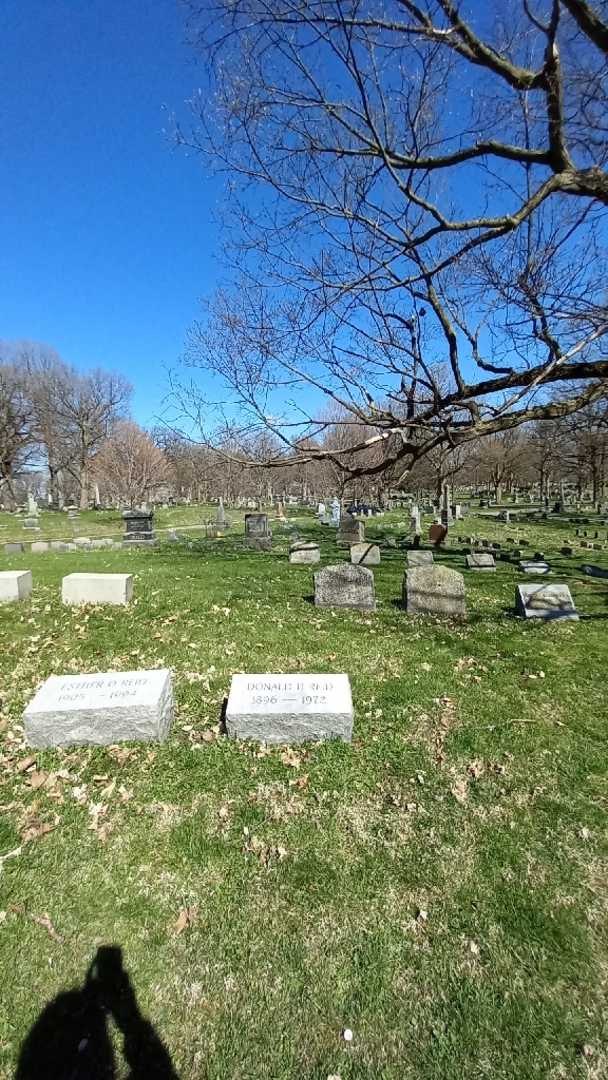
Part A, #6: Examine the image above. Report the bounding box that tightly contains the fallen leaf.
[281,749,301,768]
[16,756,36,774]
[174,906,199,935]
[31,913,62,943]
[28,770,48,790]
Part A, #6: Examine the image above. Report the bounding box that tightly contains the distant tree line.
[2,340,605,510]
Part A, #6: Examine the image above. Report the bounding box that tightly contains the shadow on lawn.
[15,945,179,1080]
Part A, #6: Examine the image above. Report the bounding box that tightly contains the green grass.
[0,508,607,1078]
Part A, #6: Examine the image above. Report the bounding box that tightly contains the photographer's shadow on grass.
[15,945,179,1080]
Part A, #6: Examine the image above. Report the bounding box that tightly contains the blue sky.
[1,0,218,426]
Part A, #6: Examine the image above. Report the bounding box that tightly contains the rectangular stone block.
[289,542,320,564]
[0,570,32,603]
[407,550,434,567]
[31,541,50,553]
[225,673,353,744]
[404,565,466,618]
[520,560,550,574]
[314,563,376,611]
[350,542,380,566]
[4,543,24,554]
[24,668,173,747]
[62,573,133,606]
[466,553,496,570]
[515,584,578,621]
[50,541,69,551]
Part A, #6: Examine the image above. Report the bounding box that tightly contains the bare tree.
[175,0,608,480]
[0,354,36,507]
[93,421,172,507]
[53,370,132,508]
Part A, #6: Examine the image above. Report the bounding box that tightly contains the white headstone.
[24,668,173,747]
[225,673,353,743]
[62,573,133,606]
[0,570,32,603]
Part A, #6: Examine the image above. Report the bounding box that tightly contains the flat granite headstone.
[4,543,24,554]
[515,584,578,621]
[520,560,550,575]
[407,550,434,567]
[225,673,353,744]
[62,573,133,606]
[404,565,466,618]
[24,668,173,747]
[314,563,376,611]
[0,570,33,603]
[582,563,608,579]
[350,542,380,566]
[31,541,50,553]
[466,553,496,571]
[289,541,320,564]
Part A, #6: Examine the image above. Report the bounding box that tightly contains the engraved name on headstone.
[24,668,174,747]
[225,673,353,743]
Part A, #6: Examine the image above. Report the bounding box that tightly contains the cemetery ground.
[0,509,607,1079]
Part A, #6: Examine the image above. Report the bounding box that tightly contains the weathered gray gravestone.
[289,541,320,564]
[350,542,380,566]
[407,550,434,567]
[245,513,272,550]
[515,583,578,621]
[404,565,466,618]
[314,563,376,611]
[466,553,496,571]
[4,543,24,554]
[24,668,173,747]
[225,673,353,743]
[336,513,364,548]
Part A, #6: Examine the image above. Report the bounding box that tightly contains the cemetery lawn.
[0,511,607,1079]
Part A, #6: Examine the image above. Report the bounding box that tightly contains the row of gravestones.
[0,572,132,605]
[3,511,157,555]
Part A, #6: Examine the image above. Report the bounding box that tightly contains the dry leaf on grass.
[16,756,36,774]
[174,906,199,935]
[281,749,302,768]
[31,913,62,943]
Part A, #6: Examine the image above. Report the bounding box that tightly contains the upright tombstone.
[24,668,173,747]
[350,542,380,566]
[0,570,33,603]
[314,563,376,611]
[410,504,422,538]
[336,513,364,548]
[441,484,451,527]
[429,522,448,548]
[123,509,156,547]
[23,496,41,531]
[317,502,326,520]
[4,542,24,554]
[466,553,496,571]
[225,673,353,744]
[245,513,272,550]
[289,541,320,565]
[216,498,226,530]
[404,565,466,618]
[515,583,578,621]
[407,550,434,568]
[330,497,341,527]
